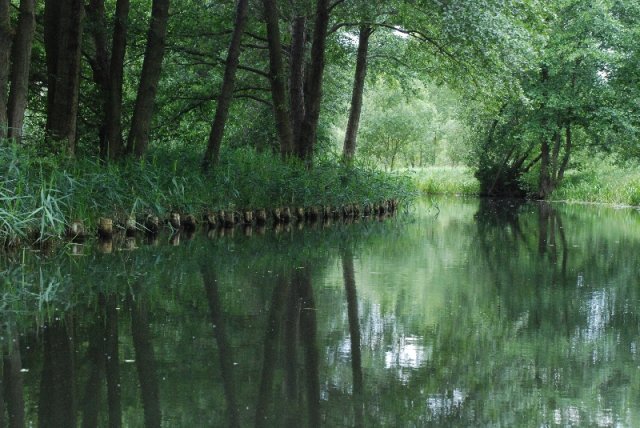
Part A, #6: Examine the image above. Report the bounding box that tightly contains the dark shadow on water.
[254,273,288,428]
[129,290,162,428]
[201,262,240,428]
[3,322,25,428]
[39,318,76,428]
[341,248,364,428]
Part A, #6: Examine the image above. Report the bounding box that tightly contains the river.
[1,197,639,426]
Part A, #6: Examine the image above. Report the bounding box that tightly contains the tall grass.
[0,144,416,247]
[408,166,480,195]
[552,156,640,206]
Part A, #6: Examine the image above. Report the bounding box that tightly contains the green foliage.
[0,144,416,247]
[552,153,640,206]
[338,78,469,170]
[409,166,480,195]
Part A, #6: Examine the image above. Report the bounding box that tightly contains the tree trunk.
[201,0,249,171]
[557,122,572,183]
[7,0,35,143]
[538,137,552,199]
[86,0,111,155]
[551,129,561,184]
[44,0,85,155]
[262,0,294,157]
[343,26,373,163]
[0,0,13,139]
[289,16,306,156]
[105,0,130,159]
[297,0,330,164]
[126,0,170,157]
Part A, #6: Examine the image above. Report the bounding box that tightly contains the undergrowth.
[409,166,480,195]
[0,144,416,246]
[552,155,640,206]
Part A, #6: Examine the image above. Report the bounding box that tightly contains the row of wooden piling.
[66,199,399,240]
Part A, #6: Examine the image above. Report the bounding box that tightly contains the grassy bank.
[552,159,640,206]
[408,166,480,195]
[0,145,416,247]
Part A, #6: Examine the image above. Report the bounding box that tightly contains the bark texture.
[297,0,330,163]
[105,0,130,159]
[87,0,130,160]
[262,0,294,157]
[7,0,36,142]
[44,0,85,155]
[202,0,249,171]
[289,16,306,155]
[343,26,373,162]
[0,0,12,139]
[126,0,170,157]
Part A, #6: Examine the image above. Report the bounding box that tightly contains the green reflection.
[0,198,640,426]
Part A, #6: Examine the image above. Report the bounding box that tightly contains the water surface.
[2,197,640,427]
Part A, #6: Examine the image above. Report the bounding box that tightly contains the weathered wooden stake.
[169,212,181,229]
[183,214,197,231]
[256,208,267,225]
[125,216,137,236]
[66,220,86,240]
[98,217,113,238]
[243,210,253,224]
[145,215,160,234]
[282,207,292,223]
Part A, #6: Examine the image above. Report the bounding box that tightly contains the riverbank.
[0,145,416,248]
[412,163,640,208]
[409,166,480,195]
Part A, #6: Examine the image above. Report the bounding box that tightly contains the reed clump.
[0,145,416,248]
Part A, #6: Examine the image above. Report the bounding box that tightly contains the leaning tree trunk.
[105,0,130,159]
[343,25,373,163]
[201,0,249,171]
[297,0,330,165]
[0,0,12,139]
[44,0,85,155]
[7,0,36,143]
[263,0,294,157]
[289,16,306,156]
[126,0,170,158]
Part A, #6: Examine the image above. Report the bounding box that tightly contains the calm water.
[2,197,640,427]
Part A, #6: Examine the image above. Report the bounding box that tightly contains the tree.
[201,0,250,171]
[0,0,12,139]
[126,0,170,158]
[469,0,633,198]
[262,0,294,157]
[86,0,131,160]
[44,0,85,155]
[342,25,373,162]
[7,0,36,143]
